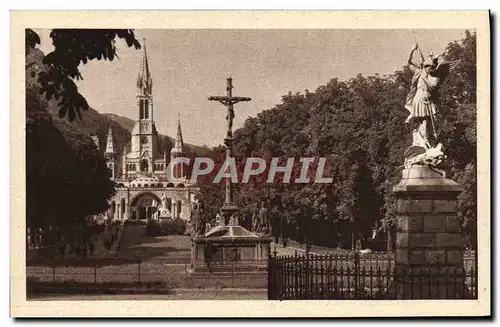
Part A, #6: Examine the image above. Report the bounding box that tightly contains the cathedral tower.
[131,39,159,171]
[137,38,153,122]
[170,114,186,180]
[105,125,117,180]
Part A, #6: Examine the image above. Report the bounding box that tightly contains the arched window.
[121,198,125,217]
[144,99,149,119]
[140,159,148,173]
[176,183,185,188]
[139,99,144,119]
[177,201,182,217]
[167,183,174,188]
[144,184,149,188]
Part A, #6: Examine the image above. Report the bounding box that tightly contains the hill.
[27,45,209,158]
[102,113,135,132]
[103,113,212,156]
[26,45,131,157]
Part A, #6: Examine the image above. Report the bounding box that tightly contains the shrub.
[124,219,147,226]
[162,218,186,236]
[145,219,187,236]
[104,238,112,250]
[145,220,163,236]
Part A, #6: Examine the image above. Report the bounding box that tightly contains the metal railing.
[27,258,190,285]
[267,251,477,300]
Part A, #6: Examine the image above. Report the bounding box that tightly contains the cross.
[208,77,251,139]
[207,77,251,226]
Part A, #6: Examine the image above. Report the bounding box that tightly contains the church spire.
[137,38,152,96]
[171,114,184,155]
[105,125,115,155]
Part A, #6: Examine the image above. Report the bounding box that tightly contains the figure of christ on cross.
[208,77,251,139]
[208,77,251,226]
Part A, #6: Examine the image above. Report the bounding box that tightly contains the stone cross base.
[190,232,273,274]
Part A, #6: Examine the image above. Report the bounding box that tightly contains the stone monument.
[189,78,273,287]
[390,44,467,299]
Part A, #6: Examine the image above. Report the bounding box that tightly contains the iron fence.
[267,251,477,300]
[26,258,190,285]
[26,258,268,290]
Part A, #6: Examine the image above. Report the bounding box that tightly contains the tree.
[25,29,142,254]
[27,29,141,121]
[26,83,116,249]
[221,30,477,250]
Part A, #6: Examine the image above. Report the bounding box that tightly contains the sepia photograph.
[11,10,490,317]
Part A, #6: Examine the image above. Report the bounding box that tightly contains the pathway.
[29,289,267,300]
[116,226,191,263]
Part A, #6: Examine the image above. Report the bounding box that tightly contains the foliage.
[26,86,116,228]
[124,219,148,226]
[198,31,477,250]
[145,219,187,236]
[26,29,141,121]
[26,33,119,254]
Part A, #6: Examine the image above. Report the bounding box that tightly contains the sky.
[37,29,466,147]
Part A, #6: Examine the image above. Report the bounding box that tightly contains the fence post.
[294,250,299,299]
[354,251,360,299]
[52,265,56,283]
[267,253,273,299]
[138,261,141,285]
[474,251,478,299]
[94,264,97,283]
[231,258,235,289]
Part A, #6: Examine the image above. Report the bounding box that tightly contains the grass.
[27,263,267,290]
[116,226,192,262]
[27,279,171,296]
[29,290,267,300]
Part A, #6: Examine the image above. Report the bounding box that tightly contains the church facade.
[97,41,198,222]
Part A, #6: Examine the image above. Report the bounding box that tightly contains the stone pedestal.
[390,165,467,299]
[189,225,273,288]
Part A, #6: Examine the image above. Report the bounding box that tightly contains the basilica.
[95,42,198,222]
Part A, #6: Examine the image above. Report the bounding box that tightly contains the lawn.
[29,289,267,300]
[116,226,192,262]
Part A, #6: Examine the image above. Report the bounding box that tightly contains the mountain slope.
[103,113,212,156]
[26,45,131,157]
[27,45,208,158]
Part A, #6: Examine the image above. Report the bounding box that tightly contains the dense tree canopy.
[197,31,477,250]
[25,29,141,251]
[26,83,116,238]
[27,29,141,121]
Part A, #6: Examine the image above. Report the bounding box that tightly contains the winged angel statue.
[403,43,461,167]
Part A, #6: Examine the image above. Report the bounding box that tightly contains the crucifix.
[208,77,252,139]
[208,77,251,226]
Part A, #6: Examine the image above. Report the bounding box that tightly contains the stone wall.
[391,165,466,299]
[395,197,463,268]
